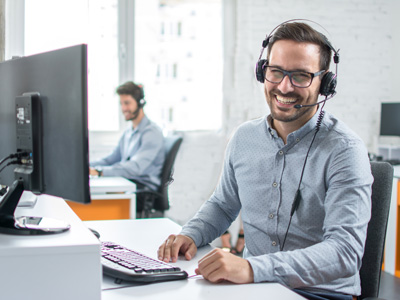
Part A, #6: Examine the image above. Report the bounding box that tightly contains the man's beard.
[266,88,318,123]
[125,109,140,121]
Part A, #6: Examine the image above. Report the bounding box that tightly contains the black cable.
[0,159,22,174]
[0,154,13,167]
[0,186,8,196]
[0,153,28,198]
[280,104,326,251]
[0,152,30,168]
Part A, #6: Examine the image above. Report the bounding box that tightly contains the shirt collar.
[265,108,324,144]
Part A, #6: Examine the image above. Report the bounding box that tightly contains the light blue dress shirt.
[180,109,373,296]
[90,116,165,190]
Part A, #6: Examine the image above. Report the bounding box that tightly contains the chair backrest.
[153,135,183,211]
[359,161,393,299]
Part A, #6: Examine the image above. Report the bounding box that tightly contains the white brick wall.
[166,131,228,224]
[165,0,399,225]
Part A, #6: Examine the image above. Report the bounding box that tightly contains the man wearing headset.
[158,22,372,300]
[90,81,165,200]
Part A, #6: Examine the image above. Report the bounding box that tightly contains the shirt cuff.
[246,255,275,283]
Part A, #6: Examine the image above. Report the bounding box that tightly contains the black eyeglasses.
[264,66,325,88]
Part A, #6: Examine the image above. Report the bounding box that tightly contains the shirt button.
[278,150,284,155]
[272,182,278,188]
[269,213,274,219]
[272,241,277,246]
[296,138,300,142]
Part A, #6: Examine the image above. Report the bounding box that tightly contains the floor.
[379,271,400,299]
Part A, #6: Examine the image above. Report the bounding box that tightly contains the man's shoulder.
[141,116,163,135]
[228,116,268,145]
[322,112,365,147]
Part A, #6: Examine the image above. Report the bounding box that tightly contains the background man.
[90,81,165,197]
[157,22,372,300]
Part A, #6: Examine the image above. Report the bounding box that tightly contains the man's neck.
[272,120,296,144]
[272,113,315,144]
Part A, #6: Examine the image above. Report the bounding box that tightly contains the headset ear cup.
[139,99,146,108]
[255,59,267,83]
[319,72,337,96]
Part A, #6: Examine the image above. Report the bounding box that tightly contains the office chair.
[359,161,393,300]
[136,135,183,218]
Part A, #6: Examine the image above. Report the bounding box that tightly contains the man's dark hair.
[116,81,144,102]
[267,22,332,71]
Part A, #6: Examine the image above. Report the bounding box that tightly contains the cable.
[0,186,7,196]
[0,159,22,175]
[280,104,326,251]
[0,152,30,168]
[0,154,13,167]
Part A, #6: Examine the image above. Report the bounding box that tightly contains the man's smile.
[274,94,299,108]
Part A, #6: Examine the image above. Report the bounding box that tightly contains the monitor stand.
[0,179,70,235]
[17,191,38,208]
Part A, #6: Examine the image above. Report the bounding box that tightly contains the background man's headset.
[254,20,340,251]
[128,84,146,121]
[255,19,340,103]
[136,84,146,108]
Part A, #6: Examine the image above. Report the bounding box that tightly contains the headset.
[125,84,146,121]
[255,19,340,98]
[136,84,146,108]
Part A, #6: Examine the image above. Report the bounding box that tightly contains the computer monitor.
[380,103,400,137]
[0,44,90,235]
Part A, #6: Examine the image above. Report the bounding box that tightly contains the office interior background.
[1,0,399,226]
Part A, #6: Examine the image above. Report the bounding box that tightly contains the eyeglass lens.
[265,67,312,88]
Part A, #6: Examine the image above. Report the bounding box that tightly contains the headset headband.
[258,19,339,64]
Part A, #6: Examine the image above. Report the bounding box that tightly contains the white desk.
[85,218,305,300]
[67,176,137,220]
[90,176,137,218]
[90,176,137,195]
[384,165,400,277]
[0,195,101,300]
[394,165,400,178]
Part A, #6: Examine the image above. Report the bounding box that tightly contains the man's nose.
[277,75,295,94]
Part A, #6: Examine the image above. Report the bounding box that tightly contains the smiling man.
[157,22,372,300]
[90,81,165,197]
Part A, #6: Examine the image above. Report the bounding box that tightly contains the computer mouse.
[89,228,101,239]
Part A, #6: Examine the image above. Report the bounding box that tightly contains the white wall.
[164,0,400,225]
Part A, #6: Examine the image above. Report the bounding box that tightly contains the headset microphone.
[294,92,336,109]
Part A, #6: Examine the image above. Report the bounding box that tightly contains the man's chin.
[124,114,134,121]
[271,108,303,123]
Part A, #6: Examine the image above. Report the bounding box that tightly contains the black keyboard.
[101,241,188,283]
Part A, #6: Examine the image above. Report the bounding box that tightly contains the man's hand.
[195,248,254,284]
[89,167,99,176]
[158,234,197,263]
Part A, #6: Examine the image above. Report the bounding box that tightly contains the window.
[7,0,222,133]
[13,0,120,132]
[135,0,223,131]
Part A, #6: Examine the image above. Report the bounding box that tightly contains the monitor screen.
[380,103,400,137]
[0,44,90,234]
